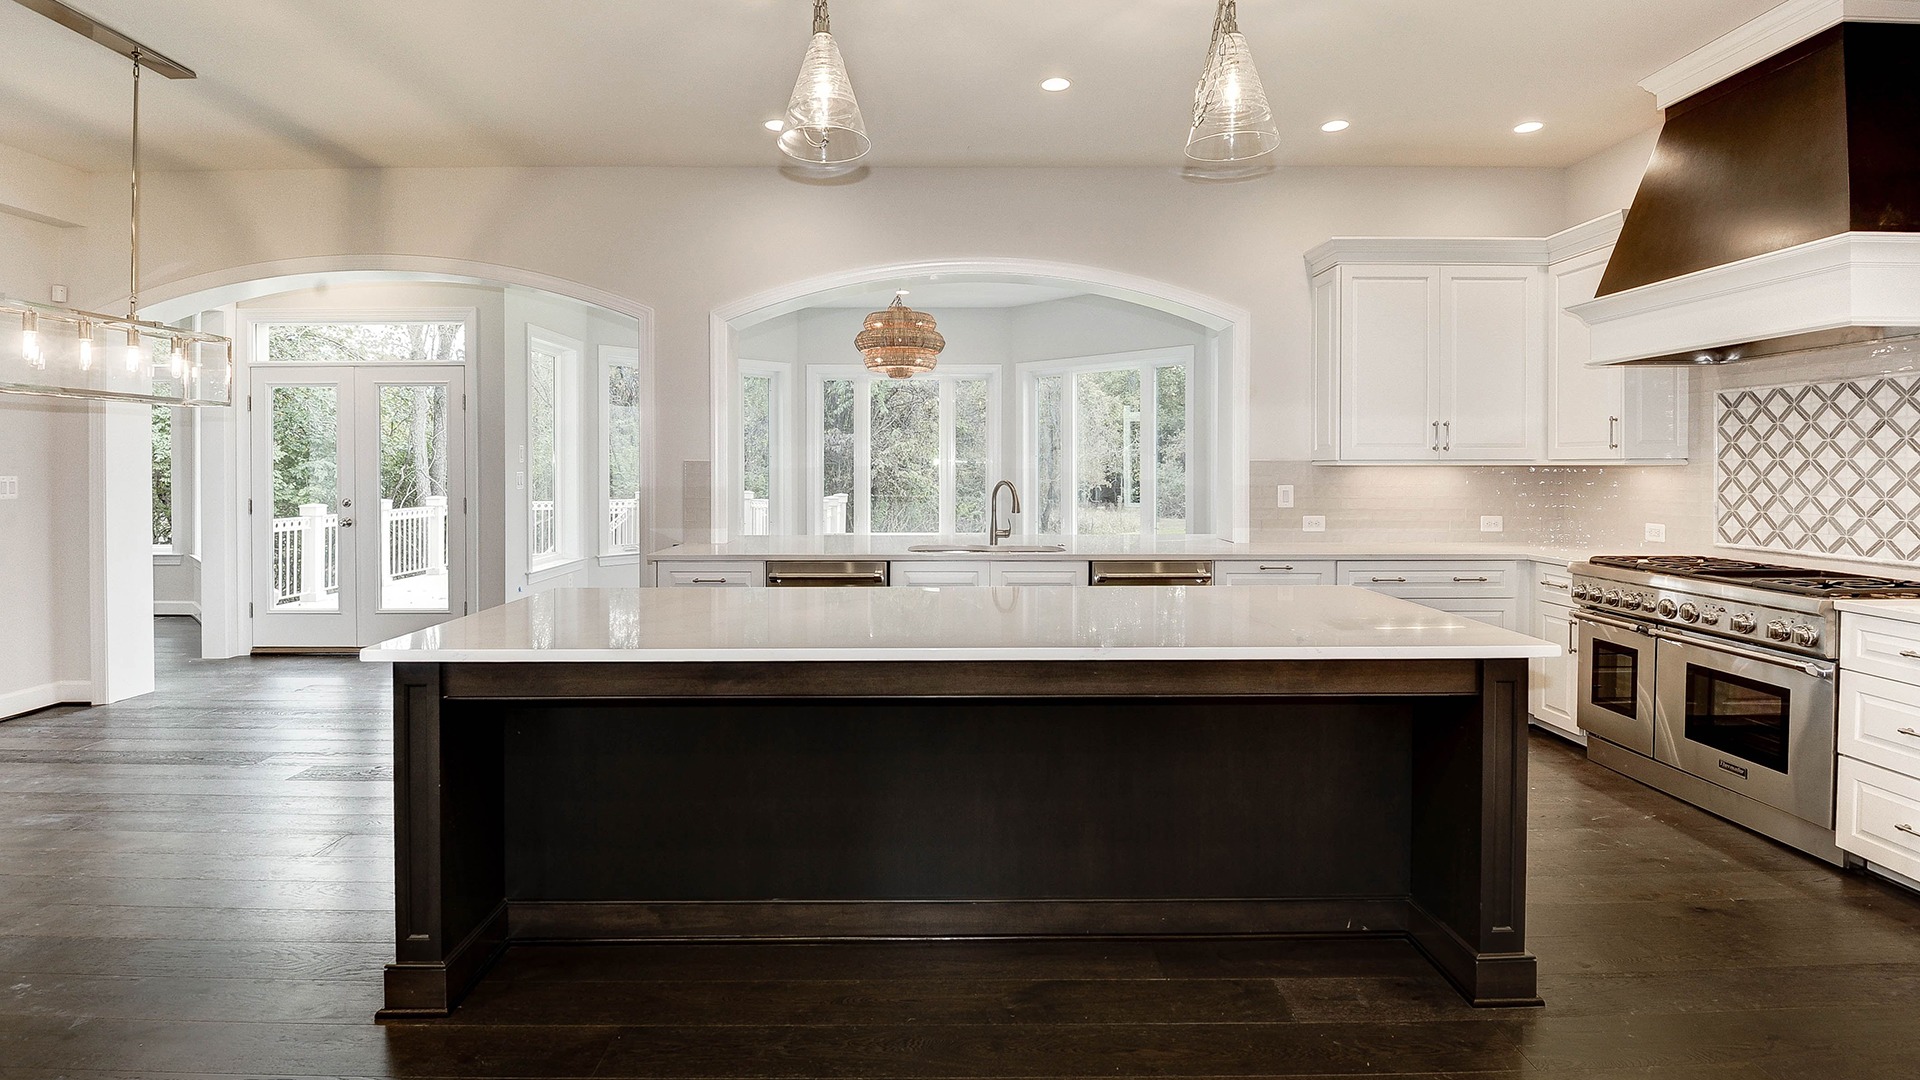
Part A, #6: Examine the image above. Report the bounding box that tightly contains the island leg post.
[1407,657,1539,1007]
[379,662,509,1019]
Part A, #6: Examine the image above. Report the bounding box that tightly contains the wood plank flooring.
[1,616,1918,1078]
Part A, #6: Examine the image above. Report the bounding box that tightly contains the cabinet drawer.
[658,562,763,588]
[1214,559,1337,586]
[890,561,990,587]
[1837,756,1920,881]
[1841,614,1920,686]
[1338,561,1520,597]
[1840,669,1920,777]
[1533,561,1574,601]
[989,562,1087,587]
[1412,596,1521,632]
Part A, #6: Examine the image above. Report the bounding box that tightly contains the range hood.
[1573,21,1920,366]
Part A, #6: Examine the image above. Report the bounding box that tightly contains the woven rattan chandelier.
[855,292,945,379]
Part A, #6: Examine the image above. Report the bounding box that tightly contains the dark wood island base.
[379,657,1537,1018]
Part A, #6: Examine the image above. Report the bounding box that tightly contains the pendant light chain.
[129,49,141,320]
[1192,0,1237,130]
[812,0,830,35]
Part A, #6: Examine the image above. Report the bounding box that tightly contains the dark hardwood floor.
[2,616,1919,1078]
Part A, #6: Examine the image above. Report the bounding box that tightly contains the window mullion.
[1140,364,1158,538]
[938,377,955,536]
[1062,373,1078,536]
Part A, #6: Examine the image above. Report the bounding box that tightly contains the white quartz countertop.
[647,535,1611,566]
[361,586,1560,664]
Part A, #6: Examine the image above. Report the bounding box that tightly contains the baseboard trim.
[1406,899,1541,1008]
[506,897,1412,942]
[0,680,93,721]
[153,601,202,619]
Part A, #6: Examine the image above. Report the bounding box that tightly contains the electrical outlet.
[1480,515,1503,533]
[1645,523,1667,543]
[0,476,16,499]
[1277,485,1294,508]
[1302,515,1327,533]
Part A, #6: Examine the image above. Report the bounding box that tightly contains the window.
[151,405,173,550]
[740,364,779,536]
[603,347,642,553]
[528,344,559,561]
[809,368,997,535]
[264,322,466,364]
[1025,348,1192,537]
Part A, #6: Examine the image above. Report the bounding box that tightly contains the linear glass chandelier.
[777,0,870,165]
[1,0,233,406]
[1186,0,1281,162]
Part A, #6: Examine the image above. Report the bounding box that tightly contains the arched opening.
[710,259,1251,544]
[132,259,653,659]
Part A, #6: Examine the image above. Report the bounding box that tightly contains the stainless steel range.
[1570,555,1920,865]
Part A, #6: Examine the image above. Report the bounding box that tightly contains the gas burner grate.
[1587,555,1822,577]
[1736,576,1920,598]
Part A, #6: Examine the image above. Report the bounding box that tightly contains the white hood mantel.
[1571,232,1920,366]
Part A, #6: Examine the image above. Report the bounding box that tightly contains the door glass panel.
[1590,639,1639,718]
[870,379,939,534]
[1074,368,1141,535]
[1685,665,1791,774]
[268,385,340,612]
[377,384,449,611]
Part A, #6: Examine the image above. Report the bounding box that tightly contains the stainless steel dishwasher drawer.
[765,560,890,587]
[1088,560,1213,586]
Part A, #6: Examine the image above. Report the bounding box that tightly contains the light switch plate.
[1302,515,1326,533]
[0,476,16,499]
[1277,485,1294,508]
[1645,523,1667,542]
[48,285,68,304]
[1480,515,1503,533]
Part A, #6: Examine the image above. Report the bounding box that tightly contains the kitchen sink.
[906,543,1067,554]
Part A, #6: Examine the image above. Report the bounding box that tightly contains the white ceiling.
[0,0,1783,172]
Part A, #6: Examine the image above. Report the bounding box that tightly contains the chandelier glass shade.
[855,295,945,379]
[1,295,233,405]
[778,1,870,165]
[1186,0,1280,162]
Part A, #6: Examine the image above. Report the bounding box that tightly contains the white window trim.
[527,326,585,571]
[804,364,1001,537]
[1016,345,1196,538]
[599,344,642,557]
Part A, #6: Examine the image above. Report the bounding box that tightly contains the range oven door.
[1574,609,1657,757]
[1651,632,1836,827]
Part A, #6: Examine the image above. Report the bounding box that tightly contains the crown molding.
[1641,0,1920,110]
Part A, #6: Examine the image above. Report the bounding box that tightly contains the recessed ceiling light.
[764,119,786,132]
[1320,119,1350,132]
[1513,121,1545,134]
[1041,77,1072,92]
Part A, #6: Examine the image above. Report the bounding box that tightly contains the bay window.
[809,367,997,535]
[1024,347,1193,537]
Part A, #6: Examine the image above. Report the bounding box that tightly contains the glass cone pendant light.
[1186,0,1280,162]
[778,0,870,165]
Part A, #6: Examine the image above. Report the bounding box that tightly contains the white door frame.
[234,308,480,651]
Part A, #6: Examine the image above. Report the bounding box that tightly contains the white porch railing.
[271,503,341,605]
[531,500,557,557]
[609,497,640,550]
[741,491,850,535]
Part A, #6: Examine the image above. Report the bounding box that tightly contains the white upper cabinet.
[1546,214,1687,463]
[1307,216,1686,465]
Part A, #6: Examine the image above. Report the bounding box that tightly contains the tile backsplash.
[1717,372,1920,564]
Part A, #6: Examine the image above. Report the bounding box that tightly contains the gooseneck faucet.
[989,481,1020,546]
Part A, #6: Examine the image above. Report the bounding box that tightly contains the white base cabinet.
[1837,611,1920,884]
[1526,563,1581,742]
[1337,560,1522,632]
[1213,560,1337,586]
[657,561,764,588]
[890,561,991,588]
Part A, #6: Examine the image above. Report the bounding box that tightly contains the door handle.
[1430,420,1440,452]
[339,518,354,528]
[1608,415,1620,450]
[1442,420,1451,452]
[341,499,352,509]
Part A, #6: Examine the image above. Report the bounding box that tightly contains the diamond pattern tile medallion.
[1718,374,1920,563]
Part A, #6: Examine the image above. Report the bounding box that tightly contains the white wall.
[1564,128,1660,228]
[76,164,1571,545]
[0,148,94,717]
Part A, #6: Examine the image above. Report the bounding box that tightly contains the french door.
[252,366,467,648]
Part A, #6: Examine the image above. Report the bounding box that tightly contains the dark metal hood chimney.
[1573,22,1920,366]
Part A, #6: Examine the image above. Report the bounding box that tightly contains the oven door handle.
[1571,609,1654,636]
[1650,629,1833,680]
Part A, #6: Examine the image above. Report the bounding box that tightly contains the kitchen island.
[363,585,1557,1017]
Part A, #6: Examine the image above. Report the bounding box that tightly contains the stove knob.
[1656,598,1678,618]
[1700,606,1723,626]
[1792,624,1820,648]
[1604,589,1623,607]
[1678,602,1699,623]
[1766,619,1792,642]
[1571,584,1589,601]
[1623,593,1643,610]
[1729,612,1755,633]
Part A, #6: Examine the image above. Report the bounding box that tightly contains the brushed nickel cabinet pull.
[1453,575,1490,582]
[1900,650,1920,659]
[1430,420,1440,452]
[690,577,728,584]
[1543,580,1569,590]
[1898,823,1919,838]
[1898,727,1920,739]
[1370,576,1408,583]
[1608,415,1620,450]
[1442,420,1452,452]
[1258,564,1296,571]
